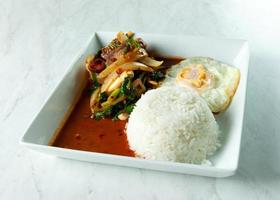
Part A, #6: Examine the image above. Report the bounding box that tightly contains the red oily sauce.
[51,57,183,157]
[52,91,135,157]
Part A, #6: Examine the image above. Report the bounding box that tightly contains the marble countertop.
[1,0,280,199]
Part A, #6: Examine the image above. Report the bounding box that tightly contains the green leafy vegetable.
[99,92,108,103]
[124,103,135,114]
[121,77,138,101]
[124,37,142,53]
[94,108,112,120]
[94,101,126,120]
[150,71,165,81]
[121,77,132,96]
[128,37,141,49]
[101,88,121,108]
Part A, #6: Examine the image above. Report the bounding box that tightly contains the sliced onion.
[118,112,129,120]
[99,96,126,111]
[101,71,118,93]
[107,77,122,93]
[108,71,133,92]
[90,87,101,113]
[101,88,121,107]
[98,61,121,80]
[118,62,153,72]
[117,32,126,44]
[148,80,159,87]
[139,57,163,68]
[98,50,147,79]
[85,55,95,79]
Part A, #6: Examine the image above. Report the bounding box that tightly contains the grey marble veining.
[0,0,280,199]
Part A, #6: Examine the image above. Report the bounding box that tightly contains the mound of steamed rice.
[126,86,220,164]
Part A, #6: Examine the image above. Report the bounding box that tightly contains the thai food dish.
[51,32,240,165]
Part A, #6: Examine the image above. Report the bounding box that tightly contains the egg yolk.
[176,64,209,89]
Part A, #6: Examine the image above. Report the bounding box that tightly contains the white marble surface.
[1,0,280,199]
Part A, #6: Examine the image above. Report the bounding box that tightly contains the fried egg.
[163,57,240,113]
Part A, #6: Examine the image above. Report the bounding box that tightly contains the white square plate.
[20,32,249,177]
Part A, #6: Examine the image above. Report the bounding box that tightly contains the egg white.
[162,57,240,113]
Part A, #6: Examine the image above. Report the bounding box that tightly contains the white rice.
[126,86,220,164]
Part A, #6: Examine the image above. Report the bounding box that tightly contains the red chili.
[89,58,106,73]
